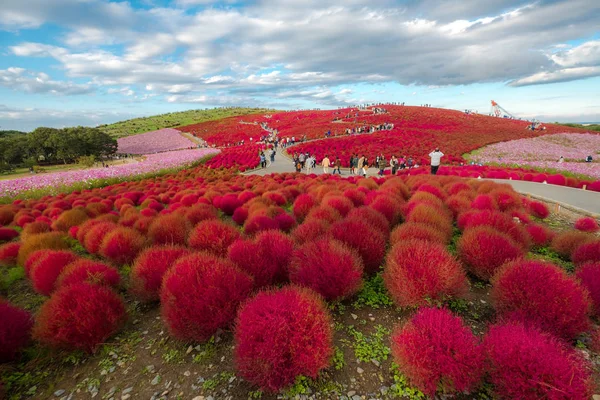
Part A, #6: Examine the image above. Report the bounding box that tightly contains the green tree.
[28,127,61,163]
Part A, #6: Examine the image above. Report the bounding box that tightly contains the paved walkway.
[245,150,600,216]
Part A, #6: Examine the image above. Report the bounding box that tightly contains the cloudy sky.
[1,0,599,131]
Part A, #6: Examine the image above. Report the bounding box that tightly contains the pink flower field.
[0,148,219,198]
[117,128,198,154]
[471,133,600,179]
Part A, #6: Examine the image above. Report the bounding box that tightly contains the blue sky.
[1,0,599,131]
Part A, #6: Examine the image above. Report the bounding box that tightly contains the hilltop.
[99,107,279,138]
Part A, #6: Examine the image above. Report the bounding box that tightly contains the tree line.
[0,127,117,172]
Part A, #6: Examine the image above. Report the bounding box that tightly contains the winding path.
[245,148,600,216]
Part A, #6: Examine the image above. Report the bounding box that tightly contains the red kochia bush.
[551,230,594,259]
[29,250,79,296]
[0,227,19,242]
[384,240,468,307]
[391,307,483,397]
[147,213,189,245]
[234,286,333,392]
[458,226,524,281]
[229,230,294,288]
[188,220,241,257]
[243,214,280,236]
[161,252,253,342]
[291,220,329,245]
[83,222,117,254]
[0,301,33,362]
[483,322,592,400]
[289,239,363,301]
[33,283,126,353]
[575,217,600,233]
[525,223,555,247]
[572,240,600,266]
[491,260,591,340]
[100,227,146,265]
[57,259,120,290]
[390,222,447,245]
[0,242,20,266]
[529,200,550,219]
[576,262,600,316]
[130,246,191,302]
[330,219,386,274]
[52,208,88,232]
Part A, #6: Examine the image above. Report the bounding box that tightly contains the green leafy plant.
[353,273,393,309]
[343,325,391,362]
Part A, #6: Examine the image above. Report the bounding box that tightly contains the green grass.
[554,123,600,132]
[99,107,279,138]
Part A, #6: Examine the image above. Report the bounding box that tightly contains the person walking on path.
[429,148,444,175]
[305,154,314,174]
[333,156,342,175]
[322,155,331,174]
[378,154,386,176]
[349,155,355,174]
[361,158,369,177]
[259,152,267,169]
[407,156,414,170]
[270,148,276,163]
[390,155,398,175]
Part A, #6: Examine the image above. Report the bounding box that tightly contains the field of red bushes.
[2,156,600,398]
[178,105,588,167]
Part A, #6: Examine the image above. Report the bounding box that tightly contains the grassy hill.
[555,123,600,132]
[99,107,278,138]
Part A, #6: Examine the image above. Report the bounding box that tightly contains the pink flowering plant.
[117,128,198,154]
[0,149,219,199]
[470,133,600,179]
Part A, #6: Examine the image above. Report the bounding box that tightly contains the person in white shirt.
[429,148,444,175]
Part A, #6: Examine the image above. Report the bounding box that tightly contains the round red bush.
[483,322,592,400]
[458,226,524,281]
[576,262,600,316]
[0,242,20,267]
[322,196,354,217]
[0,207,15,225]
[255,230,294,282]
[390,222,447,246]
[243,214,280,236]
[525,223,555,247]
[234,286,333,392]
[99,227,146,265]
[33,283,126,353]
[0,227,19,242]
[529,200,550,219]
[83,222,117,254]
[292,194,315,222]
[57,259,120,290]
[574,217,600,233]
[491,260,591,340]
[161,252,253,342]
[29,250,79,296]
[229,238,281,288]
[184,204,219,225]
[572,240,600,266]
[291,219,329,245]
[384,239,468,307]
[471,194,496,211]
[0,300,33,362]
[347,206,390,237]
[551,230,594,259]
[147,213,189,245]
[130,246,191,302]
[188,219,241,257]
[289,239,363,301]
[458,209,531,250]
[330,218,386,274]
[20,221,51,241]
[232,207,249,226]
[52,208,88,232]
[391,307,483,397]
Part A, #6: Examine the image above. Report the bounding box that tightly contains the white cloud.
[0,68,93,95]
